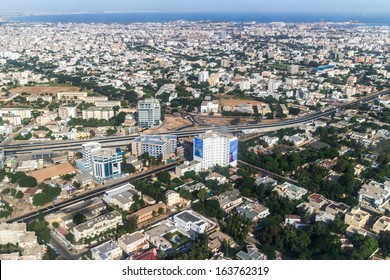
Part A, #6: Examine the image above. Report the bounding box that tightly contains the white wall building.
[137,99,161,128]
[193,131,238,170]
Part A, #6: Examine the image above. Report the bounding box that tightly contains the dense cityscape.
[0,18,389,261]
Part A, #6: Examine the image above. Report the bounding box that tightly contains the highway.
[5,162,179,224]
[1,89,388,155]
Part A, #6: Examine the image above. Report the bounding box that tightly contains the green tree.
[157,171,171,184]
[73,213,87,225]
[19,176,38,188]
[197,188,208,201]
[378,231,390,258]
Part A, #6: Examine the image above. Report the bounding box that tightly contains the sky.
[0,0,389,14]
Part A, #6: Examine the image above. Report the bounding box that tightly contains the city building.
[287,65,300,75]
[215,189,243,213]
[193,131,238,170]
[57,91,88,100]
[132,203,167,224]
[102,183,142,212]
[118,232,149,254]
[82,107,114,120]
[372,216,390,234]
[200,100,219,114]
[90,240,122,260]
[72,211,122,242]
[198,70,209,82]
[80,142,102,171]
[137,99,161,128]
[358,180,390,209]
[236,201,270,221]
[344,206,371,229]
[0,107,32,119]
[175,160,201,177]
[273,182,308,200]
[92,148,123,182]
[236,243,267,260]
[173,210,215,239]
[0,223,46,260]
[130,135,177,159]
[58,105,77,119]
[165,190,180,207]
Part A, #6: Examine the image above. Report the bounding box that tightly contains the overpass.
[1,90,388,155]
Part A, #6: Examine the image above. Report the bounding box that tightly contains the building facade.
[130,135,177,159]
[137,99,161,128]
[193,131,238,170]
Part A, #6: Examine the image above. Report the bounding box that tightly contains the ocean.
[11,12,390,25]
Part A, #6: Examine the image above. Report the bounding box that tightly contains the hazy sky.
[0,0,388,14]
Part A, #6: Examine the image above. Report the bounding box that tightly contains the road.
[238,160,298,184]
[1,90,387,155]
[5,162,180,223]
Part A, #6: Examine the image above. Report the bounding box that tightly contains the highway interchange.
[1,90,388,155]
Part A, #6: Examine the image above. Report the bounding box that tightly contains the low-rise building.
[175,161,201,177]
[274,182,308,200]
[173,210,215,239]
[236,201,270,221]
[118,231,149,254]
[132,203,167,224]
[102,183,141,212]
[73,211,122,242]
[215,189,243,213]
[91,240,122,260]
[200,100,219,114]
[372,216,390,234]
[344,207,371,229]
[82,107,115,120]
[166,190,180,207]
[236,243,267,260]
[358,180,390,209]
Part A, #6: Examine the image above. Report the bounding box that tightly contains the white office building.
[193,131,238,170]
[198,70,209,82]
[81,142,101,171]
[130,135,177,159]
[137,99,161,128]
[92,148,123,182]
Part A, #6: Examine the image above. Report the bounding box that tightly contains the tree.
[19,176,37,188]
[73,213,87,225]
[378,231,390,258]
[15,191,24,199]
[52,222,60,229]
[158,207,165,215]
[157,171,171,184]
[197,188,208,201]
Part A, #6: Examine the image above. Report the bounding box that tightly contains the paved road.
[2,90,387,155]
[238,160,298,184]
[5,162,180,223]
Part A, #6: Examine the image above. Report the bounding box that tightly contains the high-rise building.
[137,99,161,128]
[198,70,209,83]
[92,148,123,182]
[81,142,101,171]
[287,65,300,75]
[130,135,177,159]
[193,131,238,170]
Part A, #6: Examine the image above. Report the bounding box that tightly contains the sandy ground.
[9,85,81,95]
[219,98,266,107]
[144,115,192,134]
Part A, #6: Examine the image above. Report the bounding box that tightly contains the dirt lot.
[219,98,266,107]
[144,115,192,134]
[9,85,81,96]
